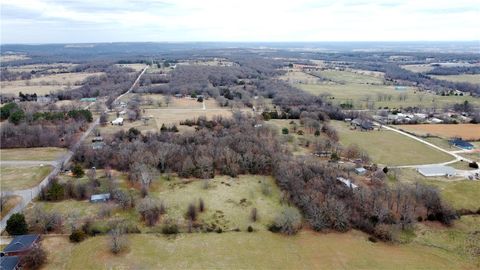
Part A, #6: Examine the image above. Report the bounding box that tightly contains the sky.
[1,0,479,44]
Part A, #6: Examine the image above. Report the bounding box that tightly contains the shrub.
[47,181,65,201]
[136,197,163,226]
[199,198,205,212]
[6,213,28,235]
[373,224,394,242]
[161,222,179,235]
[247,225,254,232]
[71,164,85,178]
[20,245,47,269]
[69,229,87,243]
[383,167,389,174]
[186,203,197,221]
[251,208,258,222]
[268,206,302,235]
[109,228,129,254]
[281,127,289,134]
[469,162,479,169]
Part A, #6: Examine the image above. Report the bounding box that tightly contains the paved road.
[0,67,148,232]
[375,123,478,179]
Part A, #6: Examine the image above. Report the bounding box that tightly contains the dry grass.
[0,147,67,161]
[0,195,22,219]
[432,74,480,84]
[115,63,147,72]
[5,63,77,73]
[0,55,30,62]
[0,72,104,95]
[40,229,476,270]
[0,164,52,190]
[401,64,434,73]
[397,124,480,140]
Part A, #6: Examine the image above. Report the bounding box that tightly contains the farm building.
[80,97,97,102]
[355,167,366,175]
[351,118,374,131]
[417,165,456,177]
[111,117,124,125]
[336,177,358,189]
[1,234,40,257]
[90,193,111,203]
[0,256,19,270]
[450,139,474,150]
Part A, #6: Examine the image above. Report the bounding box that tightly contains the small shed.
[1,234,40,256]
[355,167,367,175]
[90,193,111,203]
[0,256,20,270]
[417,165,456,177]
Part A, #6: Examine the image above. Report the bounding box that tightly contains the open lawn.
[331,121,452,166]
[397,124,480,141]
[282,70,480,109]
[0,72,103,95]
[148,175,283,231]
[146,107,233,129]
[401,64,434,73]
[432,74,480,84]
[0,147,67,161]
[0,164,52,190]
[394,168,480,211]
[40,229,476,270]
[115,63,147,72]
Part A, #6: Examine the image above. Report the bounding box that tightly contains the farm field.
[40,229,476,270]
[331,121,452,166]
[0,72,104,95]
[0,147,67,161]
[397,124,480,140]
[401,64,434,73]
[0,164,52,190]
[115,63,147,71]
[5,63,77,73]
[148,175,283,231]
[394,168,480,211]
[282,70,480,109]
[432,74,480,84]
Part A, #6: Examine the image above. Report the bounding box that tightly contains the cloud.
[1,0,479,43]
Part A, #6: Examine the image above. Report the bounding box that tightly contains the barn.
[417,165,456,177]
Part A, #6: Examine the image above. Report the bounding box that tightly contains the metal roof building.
[0,256,19,270]
[417,165,456,177]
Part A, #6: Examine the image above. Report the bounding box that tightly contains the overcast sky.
[1,0,479,44]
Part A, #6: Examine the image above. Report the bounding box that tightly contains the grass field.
[148,175,283,231]
[0,72,103,95]
[0,195,22,219]
[0,147,67,161]
[0,164,52,190]
[432,74,480,84]
[397,124,480,141]
[282,70,480,109]
[5,63,77,73]
[394,168,480,211]
[401,64,434,73]
[331,121,452,166]
[40,229,476,270]
[115,63,147,71]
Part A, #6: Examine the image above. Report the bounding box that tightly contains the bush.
[6,213,28,235]
[469,162,479,169]
[247,225,254,232]
[69,229,87,243]
[161,222,179,235]
[47,180,65,201]
[71,164,85,178]
[20,245,47,269]
[268,206,302,235]
[251,208,258,222]
[109,228,129,254]
[199,198,205,212]
[282,127,289,134]
[373,224,394,242]
[186,203,197,221]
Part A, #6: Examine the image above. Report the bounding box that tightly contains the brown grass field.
[397,124,480,140]
[0,72,104,95]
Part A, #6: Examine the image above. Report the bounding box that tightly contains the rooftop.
[417,165,456,177]
[0,256,19,270]
[2,234,40,253]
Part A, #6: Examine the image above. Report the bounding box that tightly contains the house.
[355,167,367,175]
[90,193,111,203]
[351,118,373,131]
[111,117,124,125]
[450,139,474,150]
[1,234,40,256]
[0,256,20,270]
[417,165,456,177]
[336,177,359,189]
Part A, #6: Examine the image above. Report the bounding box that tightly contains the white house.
[111,117,124,125]
[337,177,359,189]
